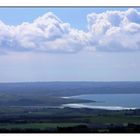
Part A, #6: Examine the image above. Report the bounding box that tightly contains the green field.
[0,113,140,131]
[87,115,140,124]
[0,122,84,130]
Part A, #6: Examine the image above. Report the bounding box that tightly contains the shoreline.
[61,103,137,110]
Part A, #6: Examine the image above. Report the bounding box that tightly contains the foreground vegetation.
[0,106,140,133]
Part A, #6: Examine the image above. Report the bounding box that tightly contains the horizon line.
[0,80,140,84]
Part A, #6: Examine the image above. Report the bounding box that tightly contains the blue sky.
[0,8,140,82]
[0,8,139,29]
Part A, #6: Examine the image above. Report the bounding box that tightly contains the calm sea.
[62,94,140,110]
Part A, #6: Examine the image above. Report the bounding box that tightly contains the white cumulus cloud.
[0,12,87,54]
[0,8,140,54]
[86,8,140,52]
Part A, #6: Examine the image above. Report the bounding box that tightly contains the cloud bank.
[1,8,140,54]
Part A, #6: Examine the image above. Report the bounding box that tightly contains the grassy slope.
[0,123,84,129]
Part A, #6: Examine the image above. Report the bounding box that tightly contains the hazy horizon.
[0,80,140,84]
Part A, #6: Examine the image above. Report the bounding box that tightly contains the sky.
[0,7,140,82]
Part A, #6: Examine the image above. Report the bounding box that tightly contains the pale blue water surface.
[62,94,140,110]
